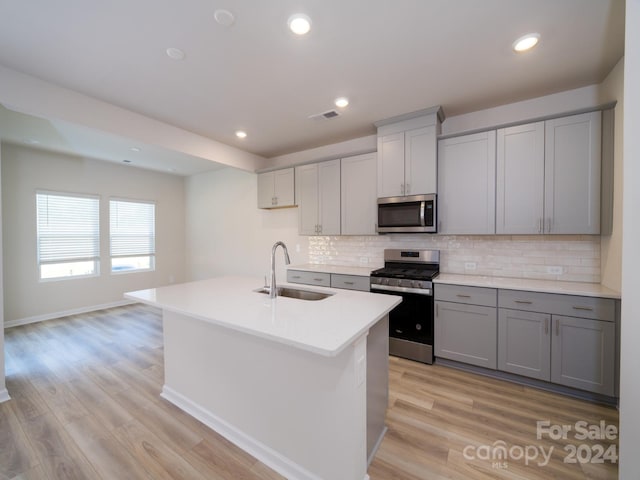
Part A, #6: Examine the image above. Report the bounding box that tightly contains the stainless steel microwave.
[377,194,437,233]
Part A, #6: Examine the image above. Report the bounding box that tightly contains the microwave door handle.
[419,201,426,226]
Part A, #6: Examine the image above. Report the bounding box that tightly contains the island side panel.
[367,314,389,464]
[161,310,368,480]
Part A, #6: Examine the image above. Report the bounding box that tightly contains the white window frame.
[36,190,101,282]
[109,198,156,274]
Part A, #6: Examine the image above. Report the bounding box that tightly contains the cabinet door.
[405,125,437,195]
[437,131,496,234]
[296,164,319,235]
[498,309,551,380]
[434,301,497,369]
[545,111,601,234]
[273,168,295,207]
[341,153,377,235]
[496,122,545,234]
[551,315,615,395]
[377,133,405,198]
[318,159,341,235]
[257,171,275,208]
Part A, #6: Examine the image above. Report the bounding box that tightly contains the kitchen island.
[126,276,401,480]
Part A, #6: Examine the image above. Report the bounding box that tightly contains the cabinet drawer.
[498,290,615,322]
[434,284,497,307]
[287,270,331,287]
[331,274,370,292]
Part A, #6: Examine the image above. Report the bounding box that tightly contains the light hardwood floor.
[1,305,618,479]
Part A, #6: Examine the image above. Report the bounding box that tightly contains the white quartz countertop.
[434,273,621,299]
[287,263,380,277]
[125,276,401,357]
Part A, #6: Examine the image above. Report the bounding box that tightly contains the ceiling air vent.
[308,110,341,121]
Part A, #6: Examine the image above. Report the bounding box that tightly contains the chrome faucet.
[270,241,291,299]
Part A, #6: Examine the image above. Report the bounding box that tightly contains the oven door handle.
[371,284,432,296]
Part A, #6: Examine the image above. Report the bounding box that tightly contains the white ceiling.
[0,0,625,165]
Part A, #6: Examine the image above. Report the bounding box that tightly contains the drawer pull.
[515,300,533,304]
[573,305,594,311]
[343,281,355,285]
[456,294,471,298]
[292,275,301,279]
[544,318,549,335]
[313,278,325,282]
[556,320,560,336]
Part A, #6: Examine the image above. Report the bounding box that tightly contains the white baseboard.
[0,388,10,403]
[4,299,136,329]
[161,385,323,480]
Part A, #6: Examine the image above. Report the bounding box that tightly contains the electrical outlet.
[464,262,477,271]
[547,266,563,275]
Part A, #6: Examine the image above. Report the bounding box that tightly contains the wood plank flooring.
[1,305,618,479]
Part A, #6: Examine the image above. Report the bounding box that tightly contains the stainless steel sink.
[254,286,333,301]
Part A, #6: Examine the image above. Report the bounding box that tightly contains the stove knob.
[415,323,422,331]
[410,280,416,288]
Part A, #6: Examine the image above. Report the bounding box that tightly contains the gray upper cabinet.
[496,111,601,234]
[496,122,545,234]
[377,126,437,198]
[341,153,377,235]
[545,111,601,234]
[257,168,295,209]
[438,131,496,234]
[375,107,442,198]
[295,160,341,236]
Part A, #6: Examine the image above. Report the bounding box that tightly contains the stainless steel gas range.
[370,249,439,364]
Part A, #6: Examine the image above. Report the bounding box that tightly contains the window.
[110,199,155,273]
[36,192,100,280]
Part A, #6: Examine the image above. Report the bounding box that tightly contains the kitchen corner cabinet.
[496,111,601,234]
[377,126,437,198]
[498,290,615,396]
[434,285,497,369]
[341,152,377,235]
[437,131,496,234]
[295,160,341,236]
[257,168,295,209]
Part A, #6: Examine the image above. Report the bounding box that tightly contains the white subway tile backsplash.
[308,234,600,283]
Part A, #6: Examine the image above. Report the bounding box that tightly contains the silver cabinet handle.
[456,294,471,298]
[400,183,405,195]
[292,275,301,279]
[405,183,410,194]
[515,300,533,304]
[538,218,542,234]
[547,218,552,233]
[318,224,322,234]
[344,281,355,285]
[313,278,325,282]
[544,318,549,335]
[573,305,594,311]
[556,320,560,336]
[436,303,439,317]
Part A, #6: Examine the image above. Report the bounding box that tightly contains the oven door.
[373,288,434,363]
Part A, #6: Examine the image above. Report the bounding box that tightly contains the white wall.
[185,167,307,281]
[599,57,625,292]
[0,144,7,401]
[1,143,186,324]
[620,1,640,477]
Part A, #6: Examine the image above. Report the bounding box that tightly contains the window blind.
[36,192,100,264]
[110,200,155,257]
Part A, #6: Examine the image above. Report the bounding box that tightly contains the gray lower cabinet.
[498,309,551,380]
[287,270,369,292]
[434,287,497,369]
[497,289,616,396]
[551,315,615,395]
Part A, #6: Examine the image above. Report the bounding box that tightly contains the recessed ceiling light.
[335,97,349,108]
[512,33,540,53]
[288,14,311,35]
[214,9,235,27]
[130,147,141,152]
[235,130,247,139]
[166,47,186,60]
